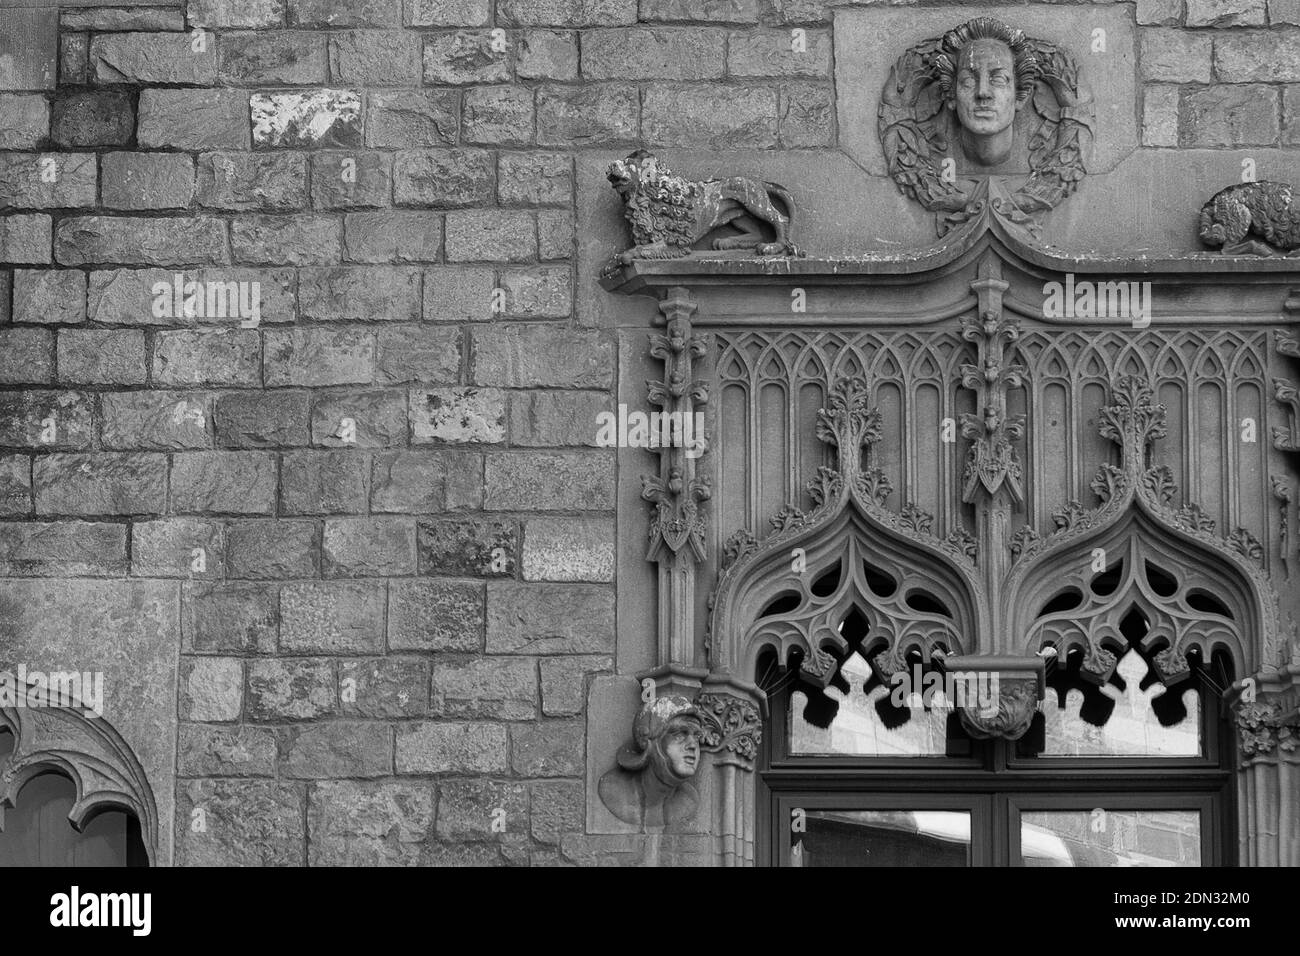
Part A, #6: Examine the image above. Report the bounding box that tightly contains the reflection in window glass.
[795,810,972,866]
[789,653,949,756]
[1043,649,1200,757]
[1021,810,1201,867]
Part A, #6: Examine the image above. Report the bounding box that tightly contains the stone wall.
[0,0,1297,866]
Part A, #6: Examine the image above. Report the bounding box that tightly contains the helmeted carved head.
[616,695,703,785]
[933,18,1039,164]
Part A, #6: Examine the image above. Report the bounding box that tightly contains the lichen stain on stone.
[250,89,361,147]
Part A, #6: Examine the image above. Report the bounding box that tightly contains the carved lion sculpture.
[1199,181,1300,256]
[606,150,800,269]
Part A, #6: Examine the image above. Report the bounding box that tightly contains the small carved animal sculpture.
[1199,181,1300,256]
[606,149,800,268]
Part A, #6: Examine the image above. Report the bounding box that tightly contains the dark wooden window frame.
[758,675,1237,867]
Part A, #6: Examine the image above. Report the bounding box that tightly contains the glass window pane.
[1020,809,1201,866]
[790,653,950,756]
[1042,649,1201,757]
[795,810,972,866]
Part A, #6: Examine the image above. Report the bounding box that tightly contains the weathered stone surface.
[530,780,584,843]
[178,724,277,777]
[280,721,392,778]
[307,781,435,866]
[0,391,93,449]
[498,153,571,206]
[55,216,228,267]
[137,89,250,150]
[423,266,494,321]
[422,32,509,85]
[289,0,400,27]
[0,8,57,92]
[1285,86,1300,146]
[510,720,583,777]
[463,86,535,146]
[1136,0,1183,23]
[280,581,385,652]
[182,581,279,654]
[499,0,636,26]
[392,148,494,208]
[322,516,416,576]
[190,0,286,28]
[1143,85,1179,147]
[370,449,480,512]
[265,328,374,386]
[365,90,459,147]
[444,209,536,262]
[251,89,362,148]
[485,451,615,510]
[180,657,244,721]
[227,519,319,578]
[170,451,277,514]
[102,152,196,211]
[219,30,327,85]
[299,267,418,321]
[0,329,53,384]
[310,389,407,449]
[63,7,186,30]
[641,0,760,20]
[153,330,261,386]
[231,214,342,265]
[537,84,638,147]
[486,582,615,655]
[0,152,95,209]
[376,326,460,384]
[517,30,578,80]
[499,267,572,316]
[340,657,428,717]
[1215,31,1300,82]
[344,211,443,262]
[780,81,834,147]
[247,657,336,719]
[60,34,89,87]
[507,391,608,447]
[1275,0,1300,25]
[197,152,308,211]
[410,387,506,444]
[583,27,724,80]
[1139,28,1212,83]
[57,329,147,385]
[728,27,830,76]
[437,779,528,839]
[176,780,304,866]
[523,517,615,582]
[51,92,133,148]
[0,521,126,575]
[88,270,179,326]
[395,721,509,773]
[406,0,489,25]
[539,655,611,716]
[1181,85,1279,146]
[92,32,217,85]
[0,216,52,265]
[0,95,50,150]
[432,657,536,719]
[642,84,777,147]
[330,30,421,85]
[103,391,213,450]
[471,326,609,387]
[388,579,483,651]
[34,452,167,516]
[418,517,517,576]
[280,450,370,513]
[538,209,573,260]
[310,151,392,209]
[1185,0,1265,26]
[215,390,310,447]
[131,517,224,578]
[0,456,31,516]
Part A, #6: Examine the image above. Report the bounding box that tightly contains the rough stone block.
[55,216,228,267]
[91,32,217,85]
[537,84,638,147]
[310,151,392,209]
[1139,28,1212,82]
[370,449,481,512]
[780,81,834,147]
[34,452,167,516]
[190,0,286,28]
[0,391,93,449]
[423,266,494,321]
[340,657,428,717]
[102,152,196,211]
[298,267,418,322]
[344,211,443,263]
[0,8,57,92]
[1143,85,1180,147]
[247,657,336,719]
[322,516,416,576]
[176,780,304,866]
[388,579,483,651]
[641,0,760,20]
[583,27,725,80]
[280,450,370,514]
[410,387,506,444]
[307,781,435,866]
[516,30,578,80]
[230,214,342,265]
[436,779,528,840]
[227,519,319,578]
[642,83,777,147]
[219,30,327,85]
[51,92,134,148]
[170,450,277,514]
[0,521,126,576]
[498,0,636,26]
[538,209,573,260]
[251,89,362,148]
[57,329,147,385]
[131,517,224,578]
[484,451,614,510]
[727,27,830,76]
[197,152,309,211]
[0,215,53,265]
[137,89,250,150]
[462,86,535,146]
[422,32,510,85]
[280,721,392,778]
[0,456,31,516]
[498,153,572,205]
[0,95,50,150]
[406,0,490,25]
[395,721,508,773]
[182,581,279,654]
[529,780,583,843]
[1215,31,1300,82]
[180,657,244,721]
[0,152,96,209]
[539,655,611,716]
[280,581,385,653]
[330,30,422,85]
[178,724,277,777]
[444,209,536,262]
[510,720,583,777]
[1186,0,1265,25]
[153,329,261,386]
[417,517,517,576]
[289,0,400,27]
[364,90,459,147]
[102,391,213,450]
[432,657,537,719]
[310,389,407,448]
[392,148,494,208]
[214,390,311,447]
[472,325,610,387]
[486,582,615,654]
[1181,85,1279,146]
[265,328,374,386]
[0,329,53,384]
[507,390,609,447]
[522,516,615,582]
[376,326,460,384]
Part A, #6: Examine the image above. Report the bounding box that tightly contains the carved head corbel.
[598,696,704,829]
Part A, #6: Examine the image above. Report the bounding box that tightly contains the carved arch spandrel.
[0,705,158,864]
